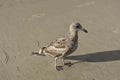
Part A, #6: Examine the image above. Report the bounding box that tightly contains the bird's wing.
[44,38,68,57]
[50,38,67,48]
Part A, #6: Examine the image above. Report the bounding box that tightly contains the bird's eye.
[76,26,79,28]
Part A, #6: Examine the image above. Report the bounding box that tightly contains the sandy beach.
[0,0,120,80]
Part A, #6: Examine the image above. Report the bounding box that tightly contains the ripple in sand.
[112,29,120,34]
[76,1,95,8]
[24,13,45,22]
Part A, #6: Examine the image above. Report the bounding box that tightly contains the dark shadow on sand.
[65,50,120,63]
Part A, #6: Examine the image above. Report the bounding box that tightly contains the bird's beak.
[82,28,88,33]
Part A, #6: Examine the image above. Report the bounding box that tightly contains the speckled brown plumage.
[32,22,88,71]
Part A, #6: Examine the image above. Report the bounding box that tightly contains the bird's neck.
[69,30,78,41]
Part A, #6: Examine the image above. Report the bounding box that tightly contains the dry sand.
[0,0,120,80]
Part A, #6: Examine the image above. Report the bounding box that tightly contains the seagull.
[32,22,88,71]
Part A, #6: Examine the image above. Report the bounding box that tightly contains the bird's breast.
[70,42,78,52]
[65,42,78,56]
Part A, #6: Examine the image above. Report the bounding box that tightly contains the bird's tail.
[32,47,46,56]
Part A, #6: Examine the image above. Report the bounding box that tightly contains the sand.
[0,0,120,80]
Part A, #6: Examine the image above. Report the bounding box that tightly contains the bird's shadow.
[65,50,120,64]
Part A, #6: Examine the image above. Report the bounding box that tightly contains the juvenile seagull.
[32,22,88,71]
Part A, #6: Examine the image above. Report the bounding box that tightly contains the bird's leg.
[61,58,65,65]
[55,57,63,71]
[62,57,72,67]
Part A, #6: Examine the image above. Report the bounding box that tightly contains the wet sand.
[0,0,120,80]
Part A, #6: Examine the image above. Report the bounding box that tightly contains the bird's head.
[70,22,88,33]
